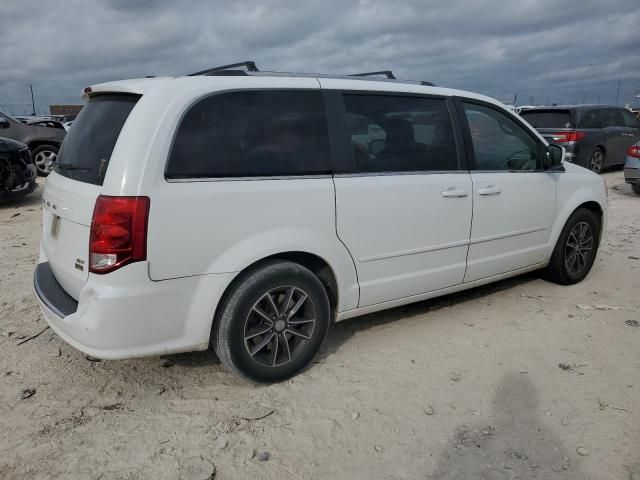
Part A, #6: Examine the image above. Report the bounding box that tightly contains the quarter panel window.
[621,109,640,128]
[577,109,602,129]
[343,94,458,172]
[166,90,331,178]
[601,108,624,128]
[463,103,541,171]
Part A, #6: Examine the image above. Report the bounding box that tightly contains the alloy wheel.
[564,221,593,275]
[590,150,603,173]
[34,150,57,174]
[243,286,316,367]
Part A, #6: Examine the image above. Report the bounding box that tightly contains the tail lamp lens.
[627,145,640,158]
[89,195,150,274]
[551,131,585,143]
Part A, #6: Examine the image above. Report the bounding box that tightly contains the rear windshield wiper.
[54,163,92,172]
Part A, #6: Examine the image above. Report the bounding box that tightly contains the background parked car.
[520,105,640,173]
[25,118,66,130]
[0,137,37,201]
[624,142,640,194]
[0,110,65,176]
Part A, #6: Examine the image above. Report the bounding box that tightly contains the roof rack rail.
[189,61,259,76]
[420,81,435,86]
[349,70,396,79]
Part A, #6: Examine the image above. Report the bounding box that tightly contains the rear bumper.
[624,158,640,183]
[33,255,235,360]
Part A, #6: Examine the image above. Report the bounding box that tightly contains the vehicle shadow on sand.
[320,271,540,359]
[165,273,542,371]
[428,372,586,479]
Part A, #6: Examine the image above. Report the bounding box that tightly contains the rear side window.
[601,108,624,127]
[621,109,640,128]
[343,94,458,172]
[166,90,330,178]
[520,109,574,128]
[55,94,140,185]
[577,109,602,129]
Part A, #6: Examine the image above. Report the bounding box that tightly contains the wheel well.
[576,201,603,233]
[261,252,339,311]
[211,252,339,344]
[27,141,60,152]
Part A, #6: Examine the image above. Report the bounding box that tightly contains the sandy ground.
[0,170,638,480]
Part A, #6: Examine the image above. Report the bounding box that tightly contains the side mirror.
[0,117,9,129]
[546,144,564,170]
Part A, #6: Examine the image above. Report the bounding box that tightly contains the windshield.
[520,110,574,129]
[55,94,140,185]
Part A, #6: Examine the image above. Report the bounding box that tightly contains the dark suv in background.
[520,105,640,173]
[0,137,37,201]
[0,111,66,176]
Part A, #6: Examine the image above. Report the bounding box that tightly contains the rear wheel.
[214,260,331,383]
[31,144,59,176]
[543,208,600,285]
[589,147,604,173]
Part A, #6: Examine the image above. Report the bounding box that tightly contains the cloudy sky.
[1,0,639,115]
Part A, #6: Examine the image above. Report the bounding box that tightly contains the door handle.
[478,185,501,196]
[441,188,468,198]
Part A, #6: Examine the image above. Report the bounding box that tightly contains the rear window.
[520,110,574,128]
[55,94,139,185]
[166,90,331,178]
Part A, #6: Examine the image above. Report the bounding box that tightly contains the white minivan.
[34,64,607,382]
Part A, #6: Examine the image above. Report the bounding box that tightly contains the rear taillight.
[551,131,585,143]
[89,195,150,274]
[627,145,640,159]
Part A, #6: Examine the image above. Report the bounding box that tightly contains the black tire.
[589,147,605,174]
[542,208,600,285]
[31,144,59,176]
[632,184,640,195]
[214,260,331,383]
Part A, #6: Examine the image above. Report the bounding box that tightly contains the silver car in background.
[624,142,640,194]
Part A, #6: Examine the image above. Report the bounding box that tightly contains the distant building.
[49,104,83,117]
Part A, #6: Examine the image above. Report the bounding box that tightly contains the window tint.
[621,109,640,128]
[463,103,540,171]
[343,94,458,172]
[167,90,330,178]
[601,108,624,128]
[520,109,574,128]
[577,109,602,129]
[55,94,140,185]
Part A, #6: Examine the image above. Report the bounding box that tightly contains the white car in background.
[33,65,608,382]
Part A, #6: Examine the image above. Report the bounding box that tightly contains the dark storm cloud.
[1,0,639,114]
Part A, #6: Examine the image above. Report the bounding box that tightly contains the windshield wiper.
[54,163,91,172]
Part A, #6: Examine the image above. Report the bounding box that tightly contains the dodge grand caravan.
[34,63,607,382]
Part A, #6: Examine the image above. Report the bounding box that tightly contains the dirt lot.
[0,170,638,480]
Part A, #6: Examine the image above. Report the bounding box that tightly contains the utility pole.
[615,79,621,105]
[582,92,586,104]
[30,85,36,116]
[596,95,600,104]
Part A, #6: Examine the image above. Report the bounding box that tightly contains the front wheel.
[31,144,59,176]
[214,260,331,383]
[632,184,640,195]
[542,208,600,285]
